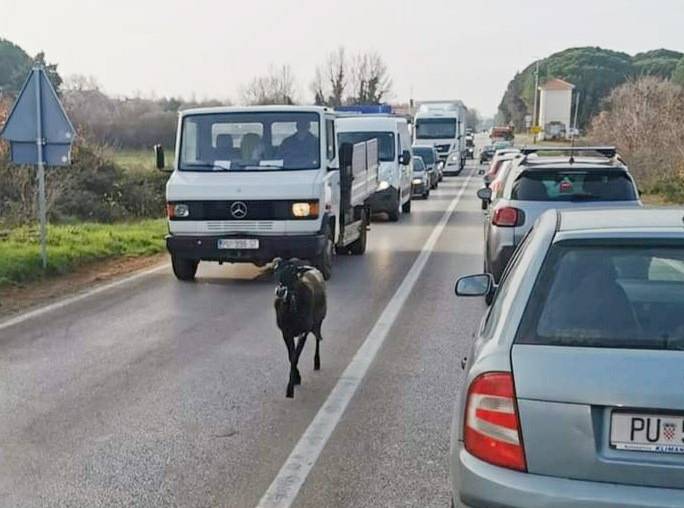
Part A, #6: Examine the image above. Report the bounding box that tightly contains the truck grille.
[206,221,274,232]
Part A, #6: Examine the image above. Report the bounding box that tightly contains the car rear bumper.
[166,233,326,264]
[368,186,399,214]
[454,445,684,508]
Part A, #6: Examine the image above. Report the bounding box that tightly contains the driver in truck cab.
[279,119,319,166]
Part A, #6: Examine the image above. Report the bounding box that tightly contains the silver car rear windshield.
[517,241,684,349]
[180,112,320,171]
[511,170,637,202]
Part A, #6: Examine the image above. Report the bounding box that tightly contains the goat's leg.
[313,324,323,371]
[293,333,308,385]
[282,334,296,398]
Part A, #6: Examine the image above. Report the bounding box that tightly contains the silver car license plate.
[217,239,259,250]
[611,412,684,454]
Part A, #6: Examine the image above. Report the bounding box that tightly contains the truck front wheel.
[172,256,198,281]
[313,228,334,280]
[387,192,401,222]
[402,197,411,213]
[348,213,368,255]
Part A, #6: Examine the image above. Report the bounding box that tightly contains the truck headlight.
[167,203,190,218]
[291,201,319,218]
[449,152,460,162]
[377,181,390,191]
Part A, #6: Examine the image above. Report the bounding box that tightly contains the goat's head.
[273,258,300,310]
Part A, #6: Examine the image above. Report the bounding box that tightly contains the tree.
[589,76,684,185]
[241,65,298,105]
[673,58,684,87]
[311,47,348,107]
[348,51,392,104]
[465,108,481,130]
[497,46,683,130]
[0,38,31,94]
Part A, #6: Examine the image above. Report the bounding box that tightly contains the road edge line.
[256,168,474,508]
[0,262,170,332]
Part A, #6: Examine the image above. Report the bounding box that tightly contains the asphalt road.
[0,159,488,508]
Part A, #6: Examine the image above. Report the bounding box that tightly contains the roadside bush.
[0,141,168,226]
[589,76,684,201]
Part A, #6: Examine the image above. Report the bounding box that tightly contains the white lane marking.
[256,169,474,508]
[0,263,170,332]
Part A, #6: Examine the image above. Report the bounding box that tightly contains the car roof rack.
[520,146,617,158]
[518,146,626,166]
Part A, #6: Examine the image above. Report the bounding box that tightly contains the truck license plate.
[217,239,259,250]
[611,412,684,454]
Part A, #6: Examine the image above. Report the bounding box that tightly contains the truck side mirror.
[399,150,411,165]
[154,144,166,171]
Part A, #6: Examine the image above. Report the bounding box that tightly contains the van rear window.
[517,243,684,349]
[511,170,637,202]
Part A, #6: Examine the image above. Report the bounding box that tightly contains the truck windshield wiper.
[184,161,232,171]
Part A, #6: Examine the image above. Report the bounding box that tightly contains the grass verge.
[0,219,167,287]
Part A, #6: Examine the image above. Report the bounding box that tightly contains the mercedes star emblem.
[230,201,248,219]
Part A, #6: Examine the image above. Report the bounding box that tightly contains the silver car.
[477,147,641,281]
[451,207,684,508]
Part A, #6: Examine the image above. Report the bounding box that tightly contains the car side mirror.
[477,168,485,175]
[455,274,493,297]
[154,144,168,171]
[399,150,411,165]
[477,187,492,202]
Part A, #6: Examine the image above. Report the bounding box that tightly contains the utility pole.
[531,60,540,143]
[572,90,581,139]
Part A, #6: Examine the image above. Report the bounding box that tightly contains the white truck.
[155,105,378,281]
[335,114,413,221]
[413,100,467,175]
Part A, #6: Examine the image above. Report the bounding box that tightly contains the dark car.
[479,145,495,164]
[412,145,440,188]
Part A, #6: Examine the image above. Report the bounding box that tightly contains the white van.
[157,105,378,281]
[335,115,412,221]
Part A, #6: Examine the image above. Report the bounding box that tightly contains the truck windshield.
[415,118,456,139]
[337,131,395,162]
[179,112,320,171]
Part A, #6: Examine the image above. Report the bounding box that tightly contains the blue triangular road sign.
[0,67,75,166]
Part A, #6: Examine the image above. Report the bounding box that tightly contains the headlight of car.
[291,201,319,218]
[412,177,423,185]
[377,180,390,191]
[167,203,190,218]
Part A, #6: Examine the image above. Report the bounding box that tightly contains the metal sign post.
[34,68,48,268]
[0,66,74,270]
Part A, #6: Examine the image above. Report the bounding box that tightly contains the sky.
[2,0,683,116]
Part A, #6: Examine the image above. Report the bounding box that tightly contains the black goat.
[273,258,327,398]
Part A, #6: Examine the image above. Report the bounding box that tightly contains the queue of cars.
[449,144,684,507]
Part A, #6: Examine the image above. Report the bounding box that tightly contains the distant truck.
[413,100,467,175]
[489,126,514,142]
[156,105,378,281]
